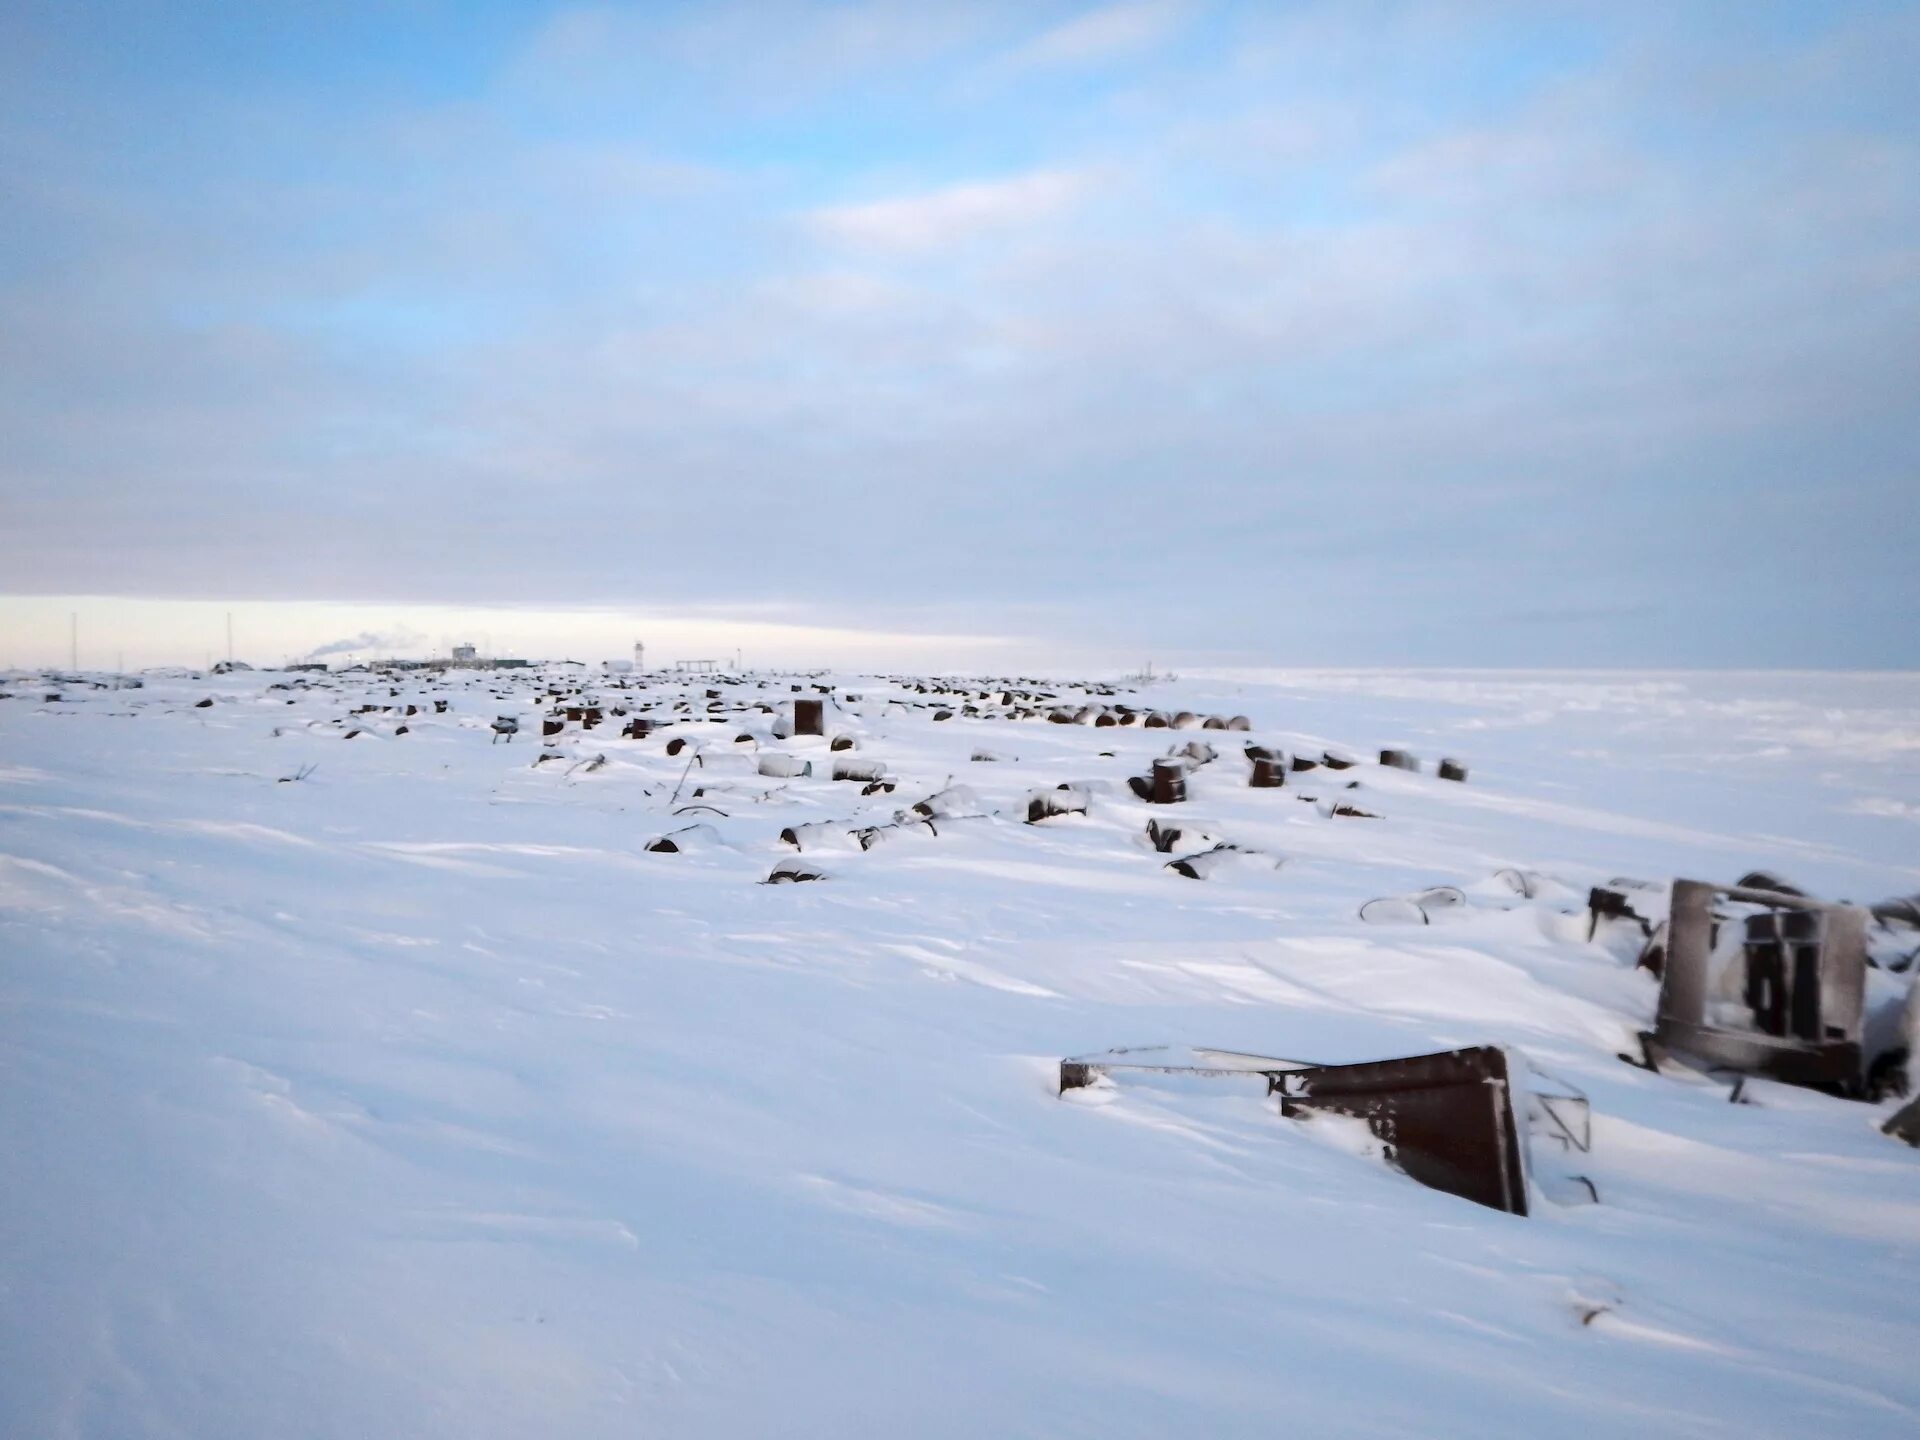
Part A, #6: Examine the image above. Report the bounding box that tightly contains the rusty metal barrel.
[1149,758,1187,804]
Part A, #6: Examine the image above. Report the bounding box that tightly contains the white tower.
[634,640,646,671]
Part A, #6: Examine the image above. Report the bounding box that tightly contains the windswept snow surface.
[3,666,1918,1439]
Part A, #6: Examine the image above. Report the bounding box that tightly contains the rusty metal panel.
[792,698,825,736]
[1273,1047,1529,1215]
[1057,1044,1533,1215]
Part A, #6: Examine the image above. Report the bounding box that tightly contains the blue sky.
[2,1,1916,668]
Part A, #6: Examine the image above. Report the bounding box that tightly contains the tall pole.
[226,612,233,664]
[70,612,77,670]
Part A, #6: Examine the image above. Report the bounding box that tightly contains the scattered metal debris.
[1145,819,1218,854]
[1587,886,1655,943]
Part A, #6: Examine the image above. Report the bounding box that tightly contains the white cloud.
[1001,0,1195,70]
[806,170,1090,252]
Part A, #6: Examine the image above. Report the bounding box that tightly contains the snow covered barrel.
[1167,847,1241,880]
[1026,786,1089,823]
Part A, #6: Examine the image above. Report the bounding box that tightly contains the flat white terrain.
[3,665,1917,1439]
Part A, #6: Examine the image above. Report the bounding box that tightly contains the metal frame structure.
[1652,879,1869,1091]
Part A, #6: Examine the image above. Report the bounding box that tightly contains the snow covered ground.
[3,665,1918,1439]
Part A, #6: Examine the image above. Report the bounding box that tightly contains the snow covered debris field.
[4,666,1919,1438]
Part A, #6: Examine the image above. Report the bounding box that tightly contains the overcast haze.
[3,1,1917,669]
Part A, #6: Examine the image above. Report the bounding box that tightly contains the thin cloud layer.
[0,1,1914,666]
[807,170,1091,251]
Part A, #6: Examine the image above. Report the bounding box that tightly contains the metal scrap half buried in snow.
[1651,879,1869,1092]
[1058,1044,1555,1216]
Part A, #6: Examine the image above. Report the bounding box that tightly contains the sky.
[1,0,1916,671]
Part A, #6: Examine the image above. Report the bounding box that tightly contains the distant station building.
[371,643,535,674]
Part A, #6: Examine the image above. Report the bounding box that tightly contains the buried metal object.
[1249,755,1286,788]
[1164,845,1270,880]
[1059,1044,1547,1215]
[765,859,828,883]
[1885,1093,1920,1147]
[645,822,719,854]
[1126,757,1188,804]
[1027,786,1089,823]
[1273,1047,1531,1215]
[1649,879,1869,1093]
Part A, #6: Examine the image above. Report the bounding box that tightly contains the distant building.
[452,643,478,662]
[634,640,646,670]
